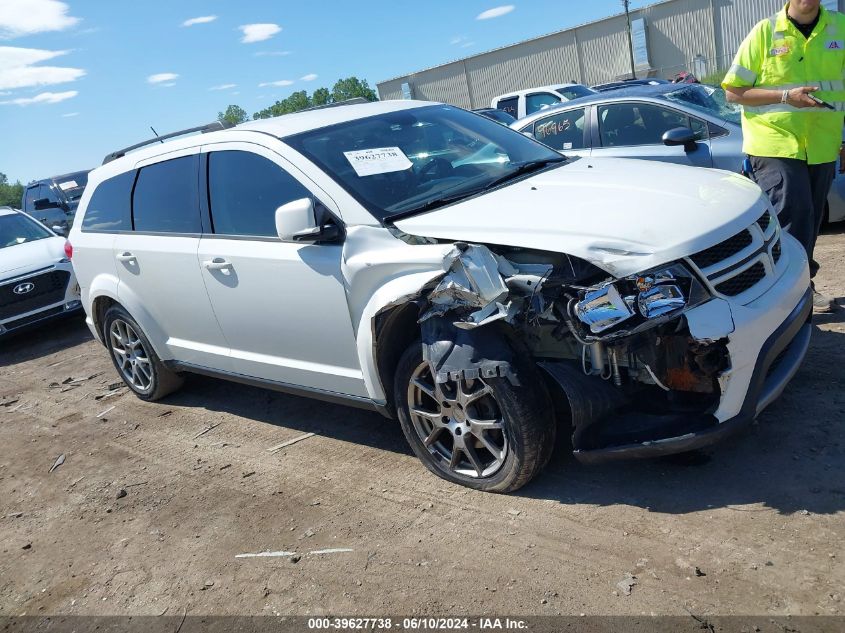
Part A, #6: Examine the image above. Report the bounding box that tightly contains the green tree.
[331,77,378,103]
[218,104,249,126]
[251,77,379,120]
[311,87,332,107]
[254,90,313,119]
[0,172,24,208]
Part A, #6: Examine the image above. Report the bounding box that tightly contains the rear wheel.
[103,305,183,401]
[394,341,555,492]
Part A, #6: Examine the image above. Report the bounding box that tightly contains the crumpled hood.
[0,237,66,279]
[394,157,770,278]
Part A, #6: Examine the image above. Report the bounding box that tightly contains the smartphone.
[808,93,836,110]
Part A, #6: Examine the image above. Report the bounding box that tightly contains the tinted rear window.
[556,85,594,100]
[132,156,200,233]
[496,97,518,117]
[82,171,134,232]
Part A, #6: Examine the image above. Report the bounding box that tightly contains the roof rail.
[298,97,371,113]
[102,120,235,165]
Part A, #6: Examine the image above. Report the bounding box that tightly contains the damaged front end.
[414,241,734,462]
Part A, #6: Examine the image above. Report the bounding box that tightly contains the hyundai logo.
[13,282,35,295]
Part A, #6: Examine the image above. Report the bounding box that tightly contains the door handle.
[116,252,136,262]
[202,257,232,271]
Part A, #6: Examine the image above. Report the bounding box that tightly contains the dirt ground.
[1,229,843,619]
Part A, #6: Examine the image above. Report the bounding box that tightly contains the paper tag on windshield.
[343,147,412,177]
[702,85,716,95]
[58,180,77,191]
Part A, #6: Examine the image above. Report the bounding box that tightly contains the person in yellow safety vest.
[723,0,845,313]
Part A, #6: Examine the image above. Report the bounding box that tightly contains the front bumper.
[572,287,811,463]
[0,265,82,338]
[560,233,812,463]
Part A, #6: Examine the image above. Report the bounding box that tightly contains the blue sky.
[0,0,648,184]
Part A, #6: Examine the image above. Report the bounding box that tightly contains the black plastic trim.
[165,360,392,418]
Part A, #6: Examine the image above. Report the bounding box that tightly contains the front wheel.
[394,341,555,493]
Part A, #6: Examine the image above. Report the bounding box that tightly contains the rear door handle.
[202,257,232,271]
[116,252,136,262]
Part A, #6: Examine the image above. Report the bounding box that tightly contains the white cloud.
[210,83,237,91]
[461,42,475,48]
[450,35,467,45]
[255,50,291,57]
[61,111,78,117]
[258,79,293,87]
[1,90,78,106]
[182,15,217,27]
[239,23,281,44]
[476,5,515,20]
[0,46,85,90]
[148,72,178,84]
[0,0,80,38]
[300,73,318,82]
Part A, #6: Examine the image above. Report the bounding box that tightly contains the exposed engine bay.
[393,238,733,459]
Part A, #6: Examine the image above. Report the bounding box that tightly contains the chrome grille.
[686,210,784,302]
[714,262,766,296]
[690,230,753,269]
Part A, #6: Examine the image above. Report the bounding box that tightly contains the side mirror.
[34,197,60,211]
[275,198,341,243]
[51,225,67,236]
[662,127,698,152]
[521,131,535,139]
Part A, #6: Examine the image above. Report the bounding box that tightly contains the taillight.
[64,241,73,259]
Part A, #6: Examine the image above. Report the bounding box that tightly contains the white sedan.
[0,206,81,337]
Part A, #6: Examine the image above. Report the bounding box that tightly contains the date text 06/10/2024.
[306,618,529,630]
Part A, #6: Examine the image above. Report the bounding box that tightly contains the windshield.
[664,85,741,125]
[285,105,563,220]
[54,171,89,202]
[556,85,594,100]
[0,213,53,249]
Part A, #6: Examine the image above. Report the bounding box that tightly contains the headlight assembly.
[573,263,709,336]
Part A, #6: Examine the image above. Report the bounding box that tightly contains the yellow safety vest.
[722,4,845,165]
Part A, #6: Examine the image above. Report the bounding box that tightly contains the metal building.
[377,0,843,109]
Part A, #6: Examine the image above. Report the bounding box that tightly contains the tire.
[394,340,555,493]
[102,305,183,401]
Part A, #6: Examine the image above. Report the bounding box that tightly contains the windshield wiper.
[483,157,566,190]
[384,157,566,222]
[386,189,486,220]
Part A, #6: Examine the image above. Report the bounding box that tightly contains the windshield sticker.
[58,180,78,191]
[343,147,412,177]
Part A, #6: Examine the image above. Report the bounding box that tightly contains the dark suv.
[21,170,91,234]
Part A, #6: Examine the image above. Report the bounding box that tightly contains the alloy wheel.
[109,319,153,392]
[407,362,508,478]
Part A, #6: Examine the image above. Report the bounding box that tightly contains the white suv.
[69,101,812,492]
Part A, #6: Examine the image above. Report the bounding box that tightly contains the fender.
[87,274,170,362]
[83,272,120,344]
[341,225,457,401]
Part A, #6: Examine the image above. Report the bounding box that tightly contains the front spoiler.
[546,288,813,464]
